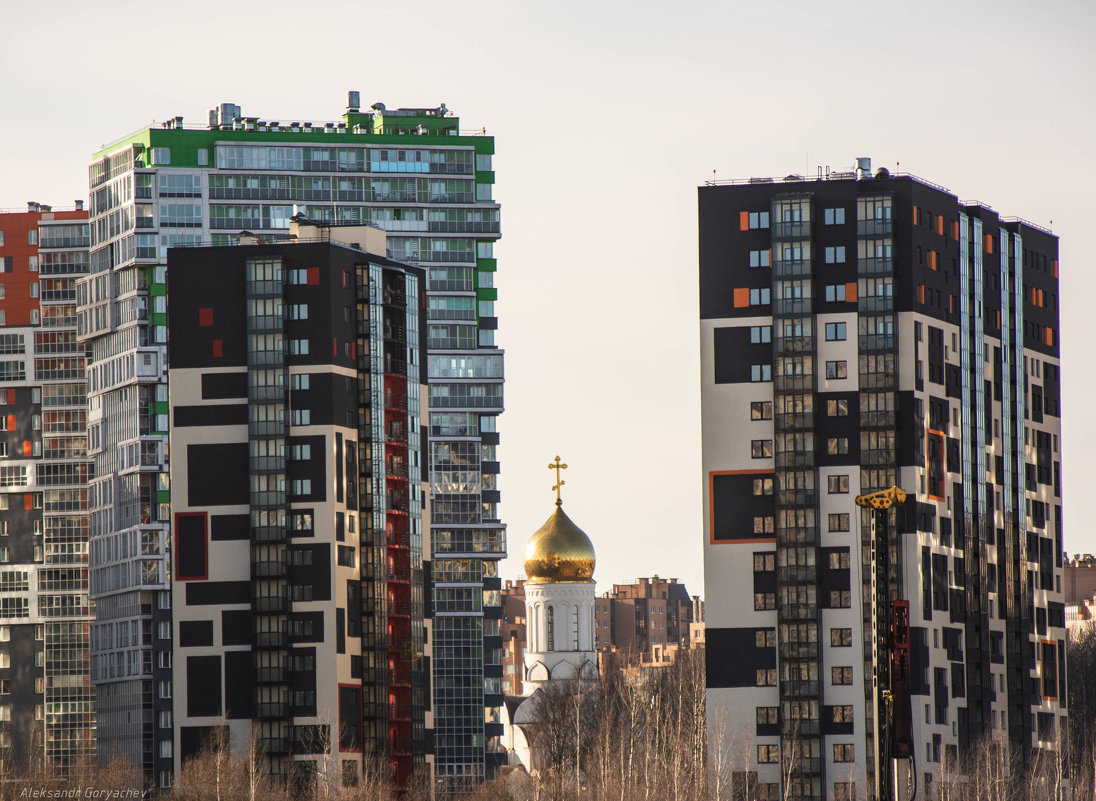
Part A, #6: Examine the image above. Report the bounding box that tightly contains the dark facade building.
[699,162,1064,800]
[166,222,427,786]
[0,203,94,775]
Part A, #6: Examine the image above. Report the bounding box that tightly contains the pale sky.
[2,0,1095,596]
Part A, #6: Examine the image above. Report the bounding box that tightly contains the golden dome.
[523,505,596,584]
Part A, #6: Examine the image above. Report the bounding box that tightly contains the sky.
[2,0,1095,596]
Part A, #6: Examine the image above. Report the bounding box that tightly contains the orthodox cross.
[548,455,568,506]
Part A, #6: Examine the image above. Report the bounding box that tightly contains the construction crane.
[855,486,913,801]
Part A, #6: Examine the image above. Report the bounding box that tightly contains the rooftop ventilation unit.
[856,157,872,179]
[348,91,361,112]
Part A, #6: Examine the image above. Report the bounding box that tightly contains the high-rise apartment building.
[699,163,1064,801]
[82,94,505,786]
[0,202,94,774]
[166,222,426,786]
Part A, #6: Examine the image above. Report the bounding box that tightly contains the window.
[827,474,849,494]
[831,666,853,685]
[756,707,778,725]
[158,680,172,699]
[753,516,774,534]
[749,325,771,343]
[750,364,772,382]
[152,148,171,165]
[828,513,850,532]
[290,339,309,355]
[826,398,848,416]
[825,361,847,380]
[749,249,771,268]
[831,628,853,647]
[757,744,779,763]
[754,593,776,610]
[824,208,846,225]
[28,256,37,272]
[747,211,770,230]
[826,438,849,456]
[830,590,851,608]
[753,477,774,495]
[833,744,855,763]
[292,409,311,425]
[293,479,312,496]
[197,149,209,166]
[834,783,856,801]
[825,322,846,341]
[831,705,854,723]
[824,284,846,302]
[29,283,38,298]
[829,551,850,569]
[749,288,771,306]
[824,246,846,263]
[292,444,311,460]
[756,668,777,687]
[750,401,773,420]
[27,230,37,245]
[753,553,775,572]
[751,440,773,458]
[291,374,310,390]
[289,304,309,320]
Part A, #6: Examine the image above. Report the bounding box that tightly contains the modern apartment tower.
[165,222,426,785]
[699,164,1064,801]
[82,94,504,786]
[0,203,94,774]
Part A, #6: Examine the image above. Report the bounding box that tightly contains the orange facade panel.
[928,250,937,270]
[733,287,750,308]
[913,205,919,225]
[984,234,994,254]
[845,282,858,303]
[936,215,944,236]
[739,211,750,231]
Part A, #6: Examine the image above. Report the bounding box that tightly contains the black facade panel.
[179,620,214,647]
[945,364,961,399]
[185,581,250,606]
[174,404,248,428]
[910,627,930,695]
[897,391,920,467]
[224,651,253,719]
[180,726,216,763]
[339,685,362,750]
[210,514,249,541]
[175,514,207,580]
[186,655,222,717]
[287,435,327,503]
[713,327,771,384]
[200,372,248,400]
[221,610,252,646]
[710,472,774,542]
[291,612,325,643]
[822,708,855,736]
[705,627,775,688]
[288,543,331,602]
[336,607,345,654]
[187,443,248,506]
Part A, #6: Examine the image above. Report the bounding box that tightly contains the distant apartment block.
[0,202,94,774]
[83,93,505,786]
[500,575,702,688]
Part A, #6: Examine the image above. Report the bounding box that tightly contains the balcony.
[254,701,290,719]
[252,560,286,579]
[255,631,287,648]
[254,666,288,684]
[253,593,289,614]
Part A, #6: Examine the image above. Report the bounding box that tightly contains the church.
[500,457,598,773]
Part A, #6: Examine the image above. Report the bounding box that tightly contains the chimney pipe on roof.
[348,91,360,112]
[75,200,84,211]
[27,202,38,213]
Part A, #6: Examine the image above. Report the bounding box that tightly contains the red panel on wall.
[198,308,214,327]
